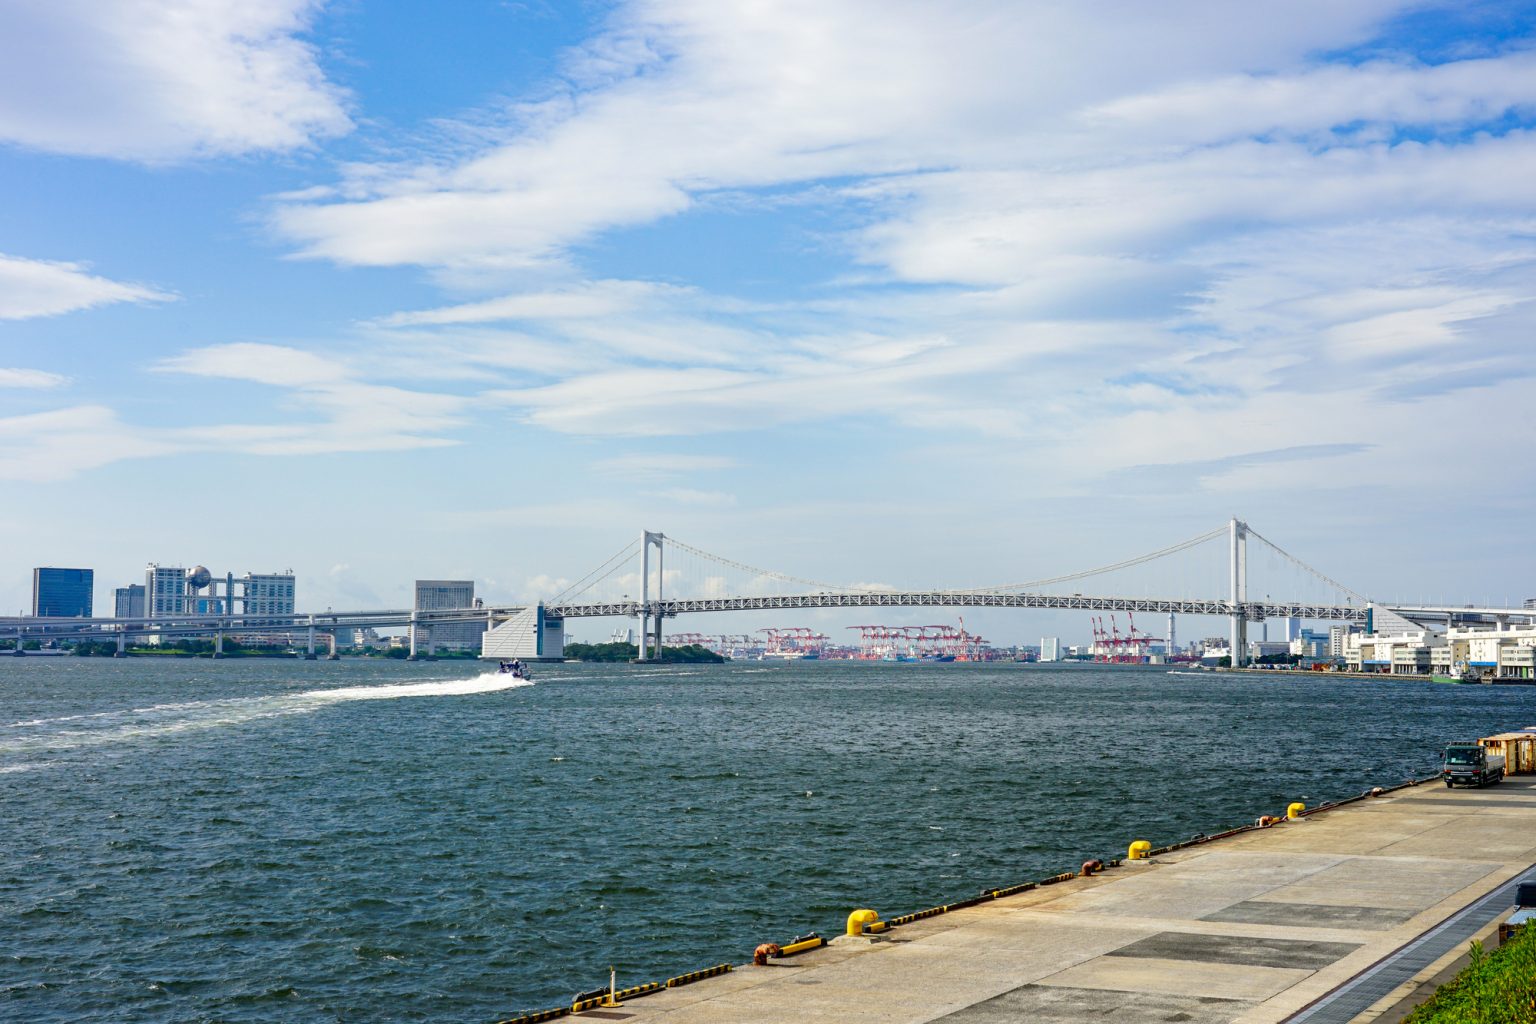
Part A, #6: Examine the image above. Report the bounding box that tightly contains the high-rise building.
[1328,624,1357,659]
[414,579,485,650]
[114,584,146,618]
[1040,637,1060,663]
[242,572,295,624]
[32,567,93,617]
[145,564,189,618]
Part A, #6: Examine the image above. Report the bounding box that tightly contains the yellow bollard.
[846,908,880,936]
[1287,802,1305,820]
[1127,840,1152,860]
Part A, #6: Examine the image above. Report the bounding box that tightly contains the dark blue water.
[3,659,1533,1023]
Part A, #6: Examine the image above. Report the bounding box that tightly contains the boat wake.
[0,673,532,768]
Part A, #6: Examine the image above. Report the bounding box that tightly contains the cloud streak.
[0,254,173,320]
[0,0,350,162]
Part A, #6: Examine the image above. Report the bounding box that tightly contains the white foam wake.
[0,672,532,767]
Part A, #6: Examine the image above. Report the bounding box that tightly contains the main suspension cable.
[961,526,1229,594]
[664,537,891,595]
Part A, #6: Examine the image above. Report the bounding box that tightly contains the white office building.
[414,579,485,651]
[1040,637,1060,663]
[145,565,189,617]
[242,572,295,623]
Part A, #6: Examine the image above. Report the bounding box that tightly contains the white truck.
[1442,743,1505,787]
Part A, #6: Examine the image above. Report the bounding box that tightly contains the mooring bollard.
[846,908,880,936]
[1287,802,1306,820]
[1127,840,1152,860]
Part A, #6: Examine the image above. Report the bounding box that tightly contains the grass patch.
[1405,924,1536,1023]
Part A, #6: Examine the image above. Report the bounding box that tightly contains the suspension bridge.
[5,519,1531,660]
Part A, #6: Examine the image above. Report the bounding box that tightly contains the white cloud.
[0,0,350,161]
[590,453,737,480]
[0,253,172,319]
[0,342,484,482]
[276,1,1536,469]
[0,405,180,481]
[156,342,469,455]
[645,487,736,507]
[0,368,68,388]
[273,0,1411,272]
[15,1,1536,512]
[376,280,698,327]
[158,341,344,387]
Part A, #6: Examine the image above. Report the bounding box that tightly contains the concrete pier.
[590,779,1536,1024]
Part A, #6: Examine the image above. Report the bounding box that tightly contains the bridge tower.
[636,531,665,661]
[1229,517,1249,667]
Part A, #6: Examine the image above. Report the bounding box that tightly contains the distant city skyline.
[3,2,1533,640]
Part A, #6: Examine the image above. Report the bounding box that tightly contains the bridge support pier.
[304,616,317,660]
[1230,517,1248,667]
[326,633,338,660]
[213,630,224,659]
[115,629,127,657]
[636,530,665,661]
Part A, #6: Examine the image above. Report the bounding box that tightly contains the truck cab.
[1443,742,1506,788]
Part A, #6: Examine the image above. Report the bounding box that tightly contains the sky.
[2,0,1534,644]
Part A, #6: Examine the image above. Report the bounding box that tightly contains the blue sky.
[2,1,1535,642]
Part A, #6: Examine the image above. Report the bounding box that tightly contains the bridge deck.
[572,779,1536,1024]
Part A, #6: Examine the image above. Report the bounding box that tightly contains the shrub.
[1404,923,1536,1023]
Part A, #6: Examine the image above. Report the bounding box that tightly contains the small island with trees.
[563,641,725,663]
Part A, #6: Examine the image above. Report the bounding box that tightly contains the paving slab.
[1373,816,1536,859]
[1107,931,1361,971]
[931,984,1252,1024]
[1251,857,1500,910]
[1202,901,1416,931]
[1036,955,1314,1002]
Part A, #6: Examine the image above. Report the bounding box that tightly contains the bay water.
[3,658,1533,1022]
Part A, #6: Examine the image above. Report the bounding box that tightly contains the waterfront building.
[1040,636,1060,663]
[1328,624,1358,659]
[1343,620,1536,681]
[1345,607,1443,674]
[32,567,93,617]
[113,584,145,618]
[145,564,190,618]
[1444,623,1536,680]
[413,580,485,650]
[241,572,295,624]
[1288,628,1330,658]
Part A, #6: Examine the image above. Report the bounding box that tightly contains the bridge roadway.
[3,592,1373,642]
[7,595,1535,642]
